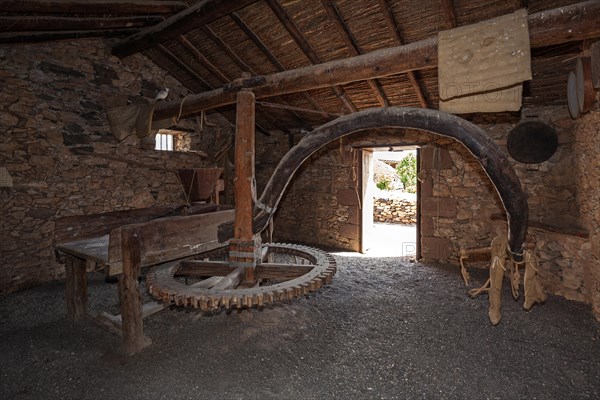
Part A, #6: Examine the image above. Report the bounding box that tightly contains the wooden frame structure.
[56,206,234,353]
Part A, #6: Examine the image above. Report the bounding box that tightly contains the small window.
[155,132,173,151]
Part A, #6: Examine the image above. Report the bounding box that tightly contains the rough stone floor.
[1,254,599,400]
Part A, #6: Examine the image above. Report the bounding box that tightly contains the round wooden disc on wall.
[567,70,580,119]
[576,56,595,113]
[507,121,558,164]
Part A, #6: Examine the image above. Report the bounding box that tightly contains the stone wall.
[418,107,599,321]
[572,109,600,319]
[257,106,598,320]
[254,133,360,251]
[0,39,232,294]
[373,196,416,224]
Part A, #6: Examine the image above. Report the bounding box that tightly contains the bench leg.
[65,256,87,321]
[118,228,146,354]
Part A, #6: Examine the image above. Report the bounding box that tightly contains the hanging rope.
[468,255,506,298]
[176,94,193,123]
[432,147,441,232]
[351,148,362,210]
[176,169,197,207]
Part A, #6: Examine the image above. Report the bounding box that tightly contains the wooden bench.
[55,204,234,353]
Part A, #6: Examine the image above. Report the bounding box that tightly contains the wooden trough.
[55,204,234,353]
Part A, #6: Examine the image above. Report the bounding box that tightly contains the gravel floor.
[1,253,599,400]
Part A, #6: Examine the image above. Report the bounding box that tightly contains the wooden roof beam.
[440,0,457,29]
[264,0,358,113]
[151,1,600,120]
[0,16,163,32]
[0,29,138,45]
[155,45,272,137]
[201,25,326,114]
[319,0,389,107]
[112,0,260,57]
[378,0,429,108]
[0,0,187,14]
[201,24,324,125]
[175,36,297,133]
[256,101,342,118]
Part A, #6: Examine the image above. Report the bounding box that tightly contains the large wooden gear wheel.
[146,243,336,312]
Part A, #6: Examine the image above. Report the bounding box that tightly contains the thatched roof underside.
[1,0,590,133]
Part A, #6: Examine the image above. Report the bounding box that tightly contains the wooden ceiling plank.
[0,16,163,32]
[378,0,429,108]
[0,0,187,14]
[112,0,260,57]
[152,1,600,120]
[265,0,357,113]
[319,0,389,107]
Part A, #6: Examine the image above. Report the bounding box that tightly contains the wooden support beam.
[319,0,389,107]
[211,267,244,290]
[256,101,342,118]
[378,0,429,108]
[177,260,313,280]
[0,16,163,32]
[112,0,260,57]
[202,24,326,115]
[0,0,188,14]
[154,44,272,136]
[177,34,301,133]
[202,25,316,130]
[233,90,256,242]
[0,29,138,44]
[118,228,145,354]
[232,89,257,283]
[230,12,286,71]
[153,1,600,121]
[440,0,457,29]
[177,35,230,83]
[65,256,87,321]
[264,0,358,113]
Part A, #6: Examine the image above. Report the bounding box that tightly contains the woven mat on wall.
[438,9,532,113]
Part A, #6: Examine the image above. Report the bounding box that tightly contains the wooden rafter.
[0,29,138,44]
[200,24,320,129]
[263,0,358,113]
[318,0,389,107]
[0,0,187,14]
[154,45,272,136]
[150,1,600,121]
[0,16,163,32]
[378,0,429,108]
[255,101,342,118]
[175,36,298,133]
[440,0,457,29]
[112,0,260,57]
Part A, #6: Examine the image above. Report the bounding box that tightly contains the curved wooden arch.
[221,107,528,261]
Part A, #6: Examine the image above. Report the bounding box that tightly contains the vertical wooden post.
[231,88,258,284]
[65,255,87,321]
[118,227,145,354]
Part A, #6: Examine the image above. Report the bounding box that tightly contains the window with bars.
[155,132,174,151]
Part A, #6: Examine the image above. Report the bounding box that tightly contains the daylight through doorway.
[361,147,419,258]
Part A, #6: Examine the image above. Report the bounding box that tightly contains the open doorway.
[361,147,419,258]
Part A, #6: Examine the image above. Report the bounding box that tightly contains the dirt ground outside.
[1,253,599,400]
